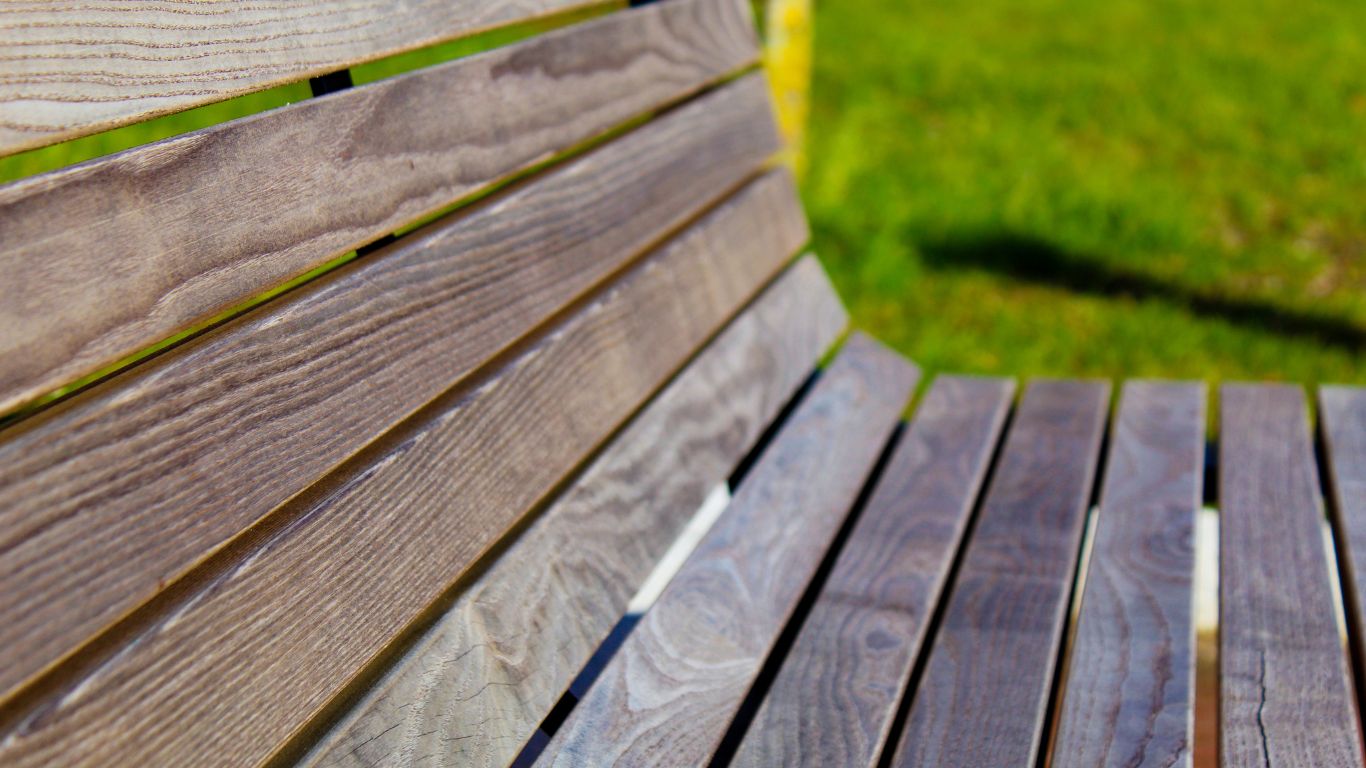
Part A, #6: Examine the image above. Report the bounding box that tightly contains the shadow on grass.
[919,232,1366,352]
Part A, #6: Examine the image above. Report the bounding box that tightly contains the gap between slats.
[308,281,837,768]
[1029,386,1206,768]
[0,3,619,185]
[1037,394,1113,768]
[707,420,909,767]
[0,62,769,431]
[13,185,808,765]
[1039,502,1219,768]
[271,390,1365,768]
[527,372,1012,768]
[870,394,1019,768]
[831,383,1336,768]
[286,376,1366,768]
[505,357,837,767]
[537,334,915,765]
[1036,400,1203,768]
[0,78,787,726]
[0,162,802,757]
[493,382,1366,768]
[0,0,630,158]
[1187,501,1354,768]
[1318,389,1366,762]
[0,0,764,424]
[1033,387,1363,768]
[502,359,830,766]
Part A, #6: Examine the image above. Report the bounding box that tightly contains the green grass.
[806,0,1366,387]
[0,4,616,185]
[5,0,1361,398]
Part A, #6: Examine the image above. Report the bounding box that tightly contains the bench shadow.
[917,233,1366,352]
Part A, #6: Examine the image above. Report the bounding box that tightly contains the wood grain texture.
[1321,384,1366,729]
[1219,384,1364,768]
[730,375,1013,768]
[1052,381,1205,768]
[0,170,808,768]
[0,0,596,155]
[0,76,780,703]
[891,379,1110,768]
[538,333,919,768]
[0,0,759,416]
[303,257,846,768]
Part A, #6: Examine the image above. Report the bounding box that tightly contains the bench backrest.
[0,1,849,765]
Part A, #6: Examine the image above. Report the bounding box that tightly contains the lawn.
[805,0,1366,388]
[4,0,1362,393]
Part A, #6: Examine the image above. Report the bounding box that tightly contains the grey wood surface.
[731,375,1014,768]
[0,0,759,417]
[890,379,1110,768]
[0,76,779,704]
[0,0,599,155]
[1219,384,1364,767]
[0,171,808,768]
[1052,381,1205,768]
[537,333,919,767]
[1320,384,1366,732]
[303,257,846,768]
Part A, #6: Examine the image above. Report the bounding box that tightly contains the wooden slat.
[0,0,759,416]
[1052,381,1205,768]
[1321,385,1366,725]
[891,379,1110,768]
[0,0,597,155]
[539,333,919,767]
[1220,384,1364,767]
[0,170,808,768]
[731,375,1013,767]
[304,257,847,768]
[0,75,780,702]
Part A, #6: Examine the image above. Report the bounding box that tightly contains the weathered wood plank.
[0,171,808,768]
[0,76,780,702]
[731,375,1013,768]
[303,257,846,768]
[1052,381,1205,768]
[0,0,759,416]
[0,0,600,155]
[890,379,1110,768]
[538,333,919,767]
[1220,384,1364,767]
[1321,385,1366,726]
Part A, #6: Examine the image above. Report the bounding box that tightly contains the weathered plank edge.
[1317,386,1366,755]
[731,374,1015,768]
[0,0,607,156]
[1219,383,1365,767]
[0,75,780,704]
[0,0,760,417]
[891,378,1111,768]
[0,170,808,768]
[1052,380,1204,768]
[300,256,847,768]
[540,333,919,767]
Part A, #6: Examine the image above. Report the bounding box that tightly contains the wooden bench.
[2,1,1365,766]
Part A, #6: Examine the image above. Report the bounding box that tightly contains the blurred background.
[796,0,1366,387]
[5,0,1363,388]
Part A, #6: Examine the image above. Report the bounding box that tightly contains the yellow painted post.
[763,0,813,179]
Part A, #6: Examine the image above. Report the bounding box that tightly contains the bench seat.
[3,1,1366,766]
